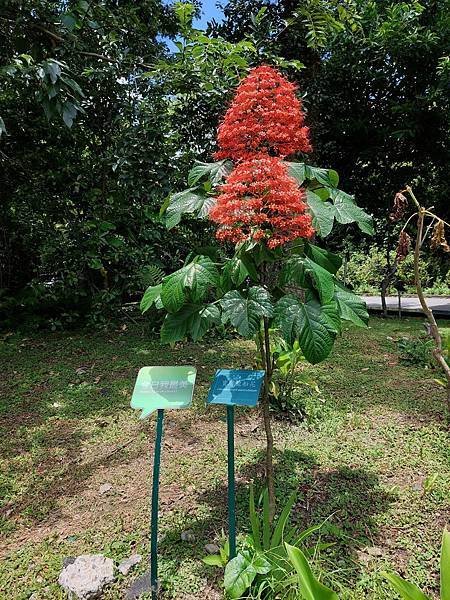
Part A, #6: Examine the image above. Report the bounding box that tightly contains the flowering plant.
[142,66,373,516]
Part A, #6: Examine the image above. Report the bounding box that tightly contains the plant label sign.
[207,369,265,407]
[131,366,197,419]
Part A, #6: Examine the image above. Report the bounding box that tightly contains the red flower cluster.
[214,65,311,162]
[209,156,314,248]
[210,65,314,248]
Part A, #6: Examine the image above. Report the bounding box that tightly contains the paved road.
[362,295,450,317]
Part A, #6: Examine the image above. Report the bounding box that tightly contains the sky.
[194,0,224,29]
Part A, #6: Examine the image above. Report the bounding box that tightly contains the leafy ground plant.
[141,64,372,518]
[221,485,326,599]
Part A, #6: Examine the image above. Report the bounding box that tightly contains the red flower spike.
[209,156,314,248]
[214,65,312,162]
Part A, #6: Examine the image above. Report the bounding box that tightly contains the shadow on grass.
[157,448,394,592]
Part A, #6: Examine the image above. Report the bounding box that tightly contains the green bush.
[342,245,450,295]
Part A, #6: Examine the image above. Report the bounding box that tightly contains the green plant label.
[207,369,265,407]
[131,366,197,419]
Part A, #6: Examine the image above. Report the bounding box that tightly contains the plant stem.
[413,207,450,417]
[257,318,276,522]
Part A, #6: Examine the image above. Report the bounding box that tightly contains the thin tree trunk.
[257,318,276,522]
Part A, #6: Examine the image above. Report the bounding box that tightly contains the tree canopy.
[1,0,448,327]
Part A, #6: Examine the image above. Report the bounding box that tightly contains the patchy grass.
[0,317,449,599]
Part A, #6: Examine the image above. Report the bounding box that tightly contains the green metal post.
[226,404,236,559]
[150,409,165,599]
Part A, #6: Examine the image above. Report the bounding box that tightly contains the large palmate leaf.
[281,256,335,304]
[303,256,336,304]
[328,188,374,235]
[189,304,221,342]
[165,188,216,229]
[286,543,339,600]
[221,286,273,337]
[304,243,342,274]
[188,159,233,186]
[335,284,369,327]
[182,256,220,301]
[286,162,338,187]
[306,190,335,237]
[160,256,220,312]
[274,295,338,364]
[160,305,197,344]
[221,253,258,289]
[160,303,220,344]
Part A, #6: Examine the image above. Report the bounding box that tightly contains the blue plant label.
[131,366,197,419]
[207,369,265,407]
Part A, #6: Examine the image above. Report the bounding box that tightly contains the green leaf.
[271,492,296,548]
[222,256,250,288]
[262,489,271,550]
[188,159,233,186]
[160,256,219,312]
[224,553,258,599]
[304,243,342,274]
[382,572,430,600]
[334,284,369,327]
[62,102,77,127]
[189,304,221,341]
[165,188,215,228]
[0,117,7,137]
[441,529,450,600]
[161,272,186,313]
[202,554,225,567]
[329,189,374,235]
[286,162,306,184]
[328,169,339,187]
[306,191,335,238]
[160,305,196,344]
[303,257,336,304]
[182,256,220,302]
[274,296,337,364]
[282,255,335,304]
[221,286,273,338]
[287,162,340,187]
[140,284,162,313]
[249,484,262,551]
[286,543,339,600]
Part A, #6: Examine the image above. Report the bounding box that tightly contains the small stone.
[366,546,384,557]
[180,530,196,543]
[99,483,113,495]
[204,544,220,555]
[58,554,114,599]
[118,554,142,576]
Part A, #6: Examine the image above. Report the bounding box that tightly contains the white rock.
[99,483,113,495]
[118,554,142,576]
[58,554,114,599]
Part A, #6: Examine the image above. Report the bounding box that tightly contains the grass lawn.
[0,317,449,599]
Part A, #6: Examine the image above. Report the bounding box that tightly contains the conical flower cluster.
[214,65,311,162]
[209,156,313,248]
[210,65,314,248]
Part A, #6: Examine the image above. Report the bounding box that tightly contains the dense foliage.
[1,0,448,327]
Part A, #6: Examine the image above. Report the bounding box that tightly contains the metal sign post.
[207,369,265,559]
[129,366,197,599]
